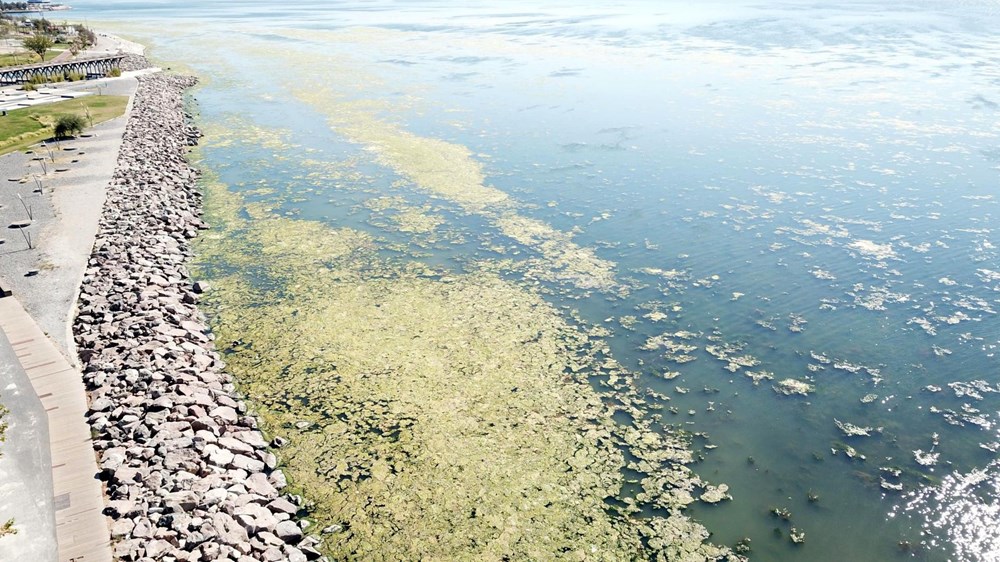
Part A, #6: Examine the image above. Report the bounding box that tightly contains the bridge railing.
[0,55,125,86]
[0,54,125,74]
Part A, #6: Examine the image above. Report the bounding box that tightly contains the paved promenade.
[0,324,55,561]
[0,296,111,562]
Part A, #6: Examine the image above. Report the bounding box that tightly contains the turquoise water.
[67,1,1000,559]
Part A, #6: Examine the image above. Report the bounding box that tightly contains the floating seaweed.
[835,418,878,438]
[773,379,815,396]
[700,484,731,504]
[789,528,806,544]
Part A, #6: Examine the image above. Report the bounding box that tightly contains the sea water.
[66,1,1000,559]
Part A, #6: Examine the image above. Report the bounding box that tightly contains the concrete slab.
[0,91,94,112]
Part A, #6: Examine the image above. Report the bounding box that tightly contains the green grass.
[0,95,129,155]
[0,44,77,68]
[0,51,35,67]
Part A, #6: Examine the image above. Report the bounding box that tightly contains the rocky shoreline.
[73,72,323,561]
[118,53,153,73]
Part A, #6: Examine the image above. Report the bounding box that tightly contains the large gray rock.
[231,453,265,473]
[266,497,298,515]
[275,520,304,544]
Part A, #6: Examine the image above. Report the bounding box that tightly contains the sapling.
[16,193,32,220]
[17,227,32,250]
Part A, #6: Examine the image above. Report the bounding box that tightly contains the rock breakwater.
[118,53,151,73]
[73,73,322,561]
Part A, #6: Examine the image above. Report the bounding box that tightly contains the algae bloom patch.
[195,179,730,560]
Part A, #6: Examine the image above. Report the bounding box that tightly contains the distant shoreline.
[1,6,71,14]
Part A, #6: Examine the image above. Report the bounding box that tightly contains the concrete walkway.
[0,324,56,562]
[0,296,111,562]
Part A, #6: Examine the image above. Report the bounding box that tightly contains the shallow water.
[68,1,1000,559]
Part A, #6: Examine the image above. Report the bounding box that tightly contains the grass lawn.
[0,44,75,68]
[0,95,129,155]
[0,51,36,67]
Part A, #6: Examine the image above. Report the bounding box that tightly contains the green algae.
[494,213,619,292]
[253,41,624,293]
[364,196,445,235]
[294,91,510,213]
[699,484,731,504]
[183,28,733,561]
[157,26,628,295]
[194,175,734,560]
[200,116,298,154]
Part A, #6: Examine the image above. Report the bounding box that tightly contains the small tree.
[54,113,86,139]
[31,17,51,33]
[22,34,52,62]
[73,24,96,47]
